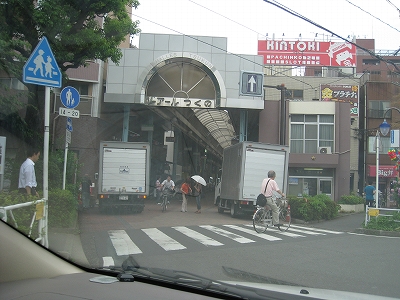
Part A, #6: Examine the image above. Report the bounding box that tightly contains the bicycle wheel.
[253,208,267,233]
[162,195,167,212]
[278,206,291,231]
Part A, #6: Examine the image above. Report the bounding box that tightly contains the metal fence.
[0,198,48,247]
[365,206,400,225]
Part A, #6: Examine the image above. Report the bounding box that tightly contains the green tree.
[0,0,141,144]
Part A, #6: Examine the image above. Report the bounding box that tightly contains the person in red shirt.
[180,178,192,212]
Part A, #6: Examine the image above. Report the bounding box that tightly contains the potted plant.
[338,194,364,212]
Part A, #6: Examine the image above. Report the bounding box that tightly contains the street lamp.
[375,116,392,209]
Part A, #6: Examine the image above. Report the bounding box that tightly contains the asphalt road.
[78,194,400,299]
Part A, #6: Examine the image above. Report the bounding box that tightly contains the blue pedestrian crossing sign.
[60,86,80,109]
[23,37,62,88]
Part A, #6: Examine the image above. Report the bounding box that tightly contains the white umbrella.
[191,175,207,186]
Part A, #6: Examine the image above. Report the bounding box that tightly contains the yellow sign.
[35,202,44,220]
[368,208,379,216]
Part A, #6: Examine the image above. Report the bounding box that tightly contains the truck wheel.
[218,205,224,214]
[230,202,238,218]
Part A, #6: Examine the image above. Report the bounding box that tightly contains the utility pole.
[263,84,287,145]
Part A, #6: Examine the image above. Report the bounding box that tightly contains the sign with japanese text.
[367,165,398,178]
[258,40,357,67]
[320,84,359,117]
[145,96,215,109]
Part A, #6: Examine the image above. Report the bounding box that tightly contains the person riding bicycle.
[161,175,175,195]
[260,170,285,227]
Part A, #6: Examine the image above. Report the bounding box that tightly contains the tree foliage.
[0,0,141,78]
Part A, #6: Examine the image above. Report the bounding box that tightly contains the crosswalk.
[101,224,343,268]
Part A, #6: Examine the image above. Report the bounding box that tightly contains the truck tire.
[230,202,238,218]
[218,205,225,214]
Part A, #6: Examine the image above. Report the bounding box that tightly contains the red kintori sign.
[258,40,357,67]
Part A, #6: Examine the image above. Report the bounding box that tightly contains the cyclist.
[161,175,175,199]
[260,170,285,227]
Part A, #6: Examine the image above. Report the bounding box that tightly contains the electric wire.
[345,0,400,33]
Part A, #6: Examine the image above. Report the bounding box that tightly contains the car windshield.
[1,0,400,299]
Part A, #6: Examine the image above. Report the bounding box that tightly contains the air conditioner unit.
[318,146,332,154]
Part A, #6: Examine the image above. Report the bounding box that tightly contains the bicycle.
[253,198,291,232]
[160,189,174,212]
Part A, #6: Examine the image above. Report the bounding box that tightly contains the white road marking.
[172,226,224,246]
[102,256,115,268]
[142,228,186,251]
[244,224,305,237]
[200,225,255,243]
[108,230,142,255]
[290,225,344,234]
[223,225,282,241]
[283,227,325,235]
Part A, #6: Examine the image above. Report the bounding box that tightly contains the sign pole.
[63,142,68,190]
[43,86,50,247]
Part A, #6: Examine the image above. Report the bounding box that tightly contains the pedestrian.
[80,174,92,209]
[363,181,376,208]
[155,176,162,203]
[194,181,202,213]
[260,170,285,227]
[180,177,192,212]
[18,147,40,197]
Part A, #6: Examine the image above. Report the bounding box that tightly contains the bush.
[365,212,400,231]
[0,191,41,239]
[48,189,78,228]
[339,194,364,205]
[288,194,340,222]
[0,189,78,239]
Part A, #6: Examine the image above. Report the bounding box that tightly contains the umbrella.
[191,175,207,186]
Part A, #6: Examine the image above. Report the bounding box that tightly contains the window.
[285,89,303,100]
[368,101,391,118]
[368,136,391,154]
[290,114,334,153]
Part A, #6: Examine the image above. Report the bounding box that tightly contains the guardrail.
[365,206,400,225]
[0,198,48,247]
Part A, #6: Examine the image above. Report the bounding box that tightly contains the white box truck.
[98,141,150,213]
[214,142,289,217]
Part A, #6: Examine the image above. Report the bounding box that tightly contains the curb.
[354,228,400,237]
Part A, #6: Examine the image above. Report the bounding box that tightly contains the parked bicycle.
[253,198,291,232]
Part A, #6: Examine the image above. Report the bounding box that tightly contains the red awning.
[367,165,398,178]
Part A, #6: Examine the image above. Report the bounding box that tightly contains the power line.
[345,0,400,33]
[264,0,400,75]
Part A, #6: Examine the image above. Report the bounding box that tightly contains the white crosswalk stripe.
[223,225,282,241]
[142,228,187,251]
[289,225,344,234]
[102,256,115,268]
[172,226,224,246]
[243,224,306,237]
[108,230,142,255]
[105,224,345,267]
[199,225,255,243]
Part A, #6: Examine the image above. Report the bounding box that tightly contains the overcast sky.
[131,0,400,55]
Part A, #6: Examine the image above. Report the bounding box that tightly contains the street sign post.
[23,37,61,88]
[22,36,61,248]
[60,86,80,109]
[240,71,263,96]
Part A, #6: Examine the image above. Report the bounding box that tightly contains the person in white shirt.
[161,175,175,192]
[18,147,40,197]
